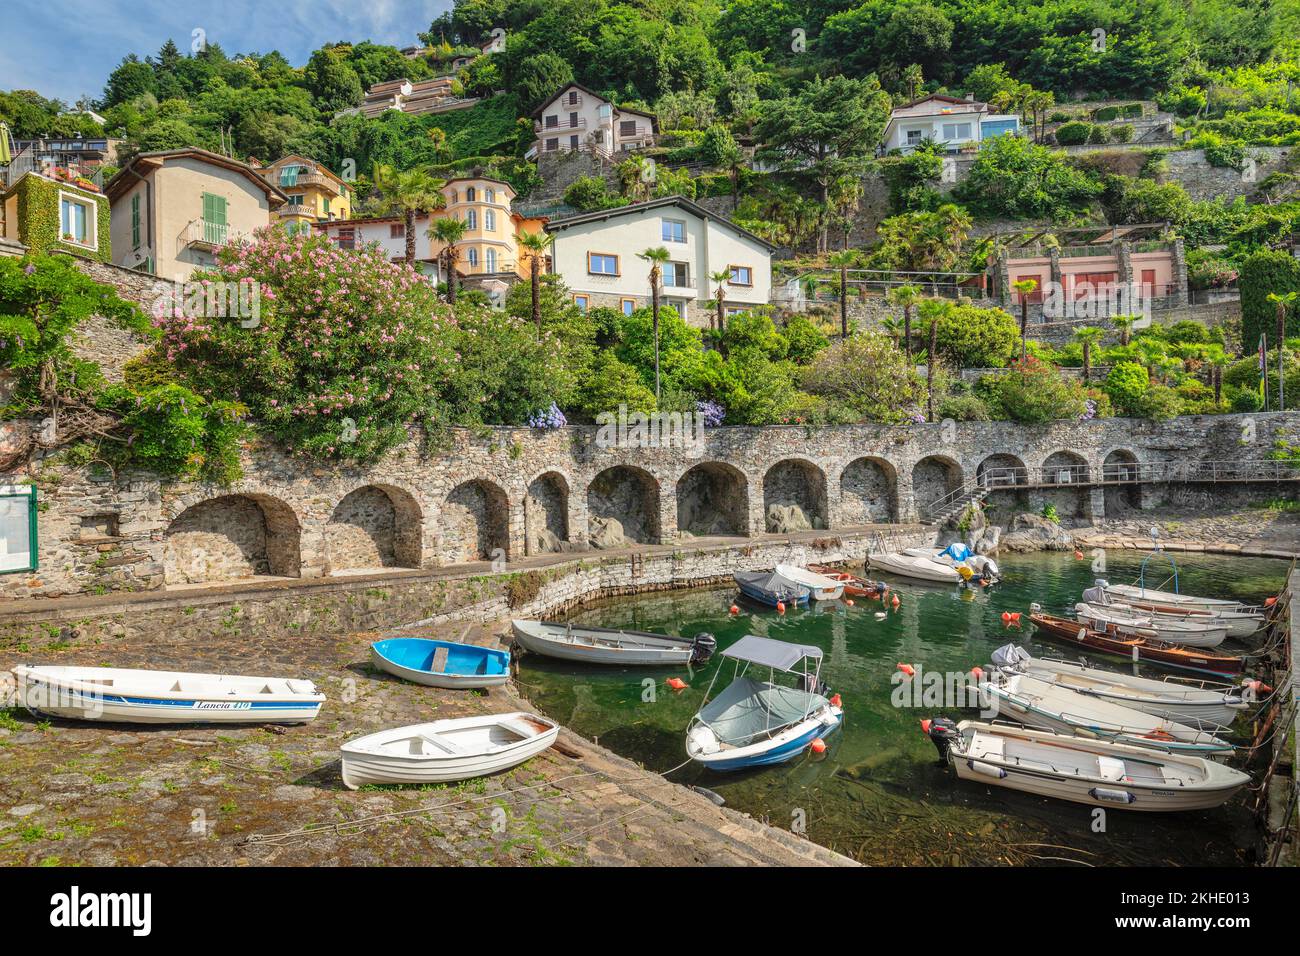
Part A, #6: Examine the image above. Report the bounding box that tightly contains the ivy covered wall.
[12,173,111,262]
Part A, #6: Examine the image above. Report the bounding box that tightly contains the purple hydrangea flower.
[528,403,567,430]
[696,399,725,428]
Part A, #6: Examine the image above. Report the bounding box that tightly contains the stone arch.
[976,453,1028,488]
[164,493,301,585]
[441,479,510,564]
[1102,448,1141,514]
[1041,450,1090,485]
[763,458,828,532]
[587,465,660,546]
[677,462,749,536]
[326,485,422,572]
[839,457,897,525]
[525,471,570,555]
[911,455,964,516]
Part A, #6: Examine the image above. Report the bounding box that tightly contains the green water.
[518,550,1290,866]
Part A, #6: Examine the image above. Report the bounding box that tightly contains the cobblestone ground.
[0,622,851,867]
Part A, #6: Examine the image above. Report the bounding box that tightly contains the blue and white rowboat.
[12,665,325,725]
[371,637,510,689]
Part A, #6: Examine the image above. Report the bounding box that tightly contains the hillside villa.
[531,83,658,158]
[255,155,353,235]
[544,196,775,325]
[105,147,288,279]
[882,93,1021,154]
[1,167,110,260]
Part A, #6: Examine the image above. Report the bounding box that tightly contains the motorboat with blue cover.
[686,635,842,771]
[733,568,810,608]
[370,637,510,689]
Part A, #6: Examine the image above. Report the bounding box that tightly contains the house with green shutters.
[104,148,288,280]
[0,169,111,261]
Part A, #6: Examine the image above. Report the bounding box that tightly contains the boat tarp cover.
[991,643,1032,668]
[941,542,971,562]
[1082,586,1107,605]
[721,634,822,670]
[697,676,826,744]
[735,569,807,600]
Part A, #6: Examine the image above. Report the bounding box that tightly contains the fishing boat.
[371,637,510,689]
[340,712,559,789]
[987,644,1253,728]
[733,568,810,608]
[510,619,716,666]
[1075,602,1228,648]
[977,670,1234,758]
[12,664,325,725]
[686,635,842,771]
[774,564,845,601]
[1030,612,1247,677]
[808,565,884,598]
[924,719,1250,811]
[867,551,961,584]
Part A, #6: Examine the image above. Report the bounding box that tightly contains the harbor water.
[518,550,1289,866]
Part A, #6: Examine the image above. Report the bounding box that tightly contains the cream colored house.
[532,83,657,157]
[105,148,287,279]
[545,197,774,325]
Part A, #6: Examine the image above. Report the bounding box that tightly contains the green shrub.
[1103,361,1151,416]
[991,357,1090,423]
[1055,121,1092,146]
[1239,249,1300,348]
[1109,124,1134,143]
[1093,106,1120,122]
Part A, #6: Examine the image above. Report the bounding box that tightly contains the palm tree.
[1074,326,1105,384]
[517,231,551,337]
[828,250,856,340]
[638,246,671,401]
[1267,291,1297,411]
[1111,314,1134,347]
[1206,345,1229,406]
[430,217,468,303]
[374,164,445,265]
[709,269,730,333]
[1011,278,1039,361]
[887,284,921,361]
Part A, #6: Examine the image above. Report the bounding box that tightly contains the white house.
[316,213,442,279]
[882,93,1021,154]
[544,196,774,325]
[532,83,657,158]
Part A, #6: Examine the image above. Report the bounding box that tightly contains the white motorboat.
[340,712,559,789]
[978,671,1235,759]
[988,644,1252,728]
[510,619,716,666]
[774,564,845,601]
[868,551,961,584]
[1090,583,1264,639]
[902,544,1000,582]
[925,719,1250,811]
[1098,580,1256,613]
[1075,602,1228,648]
[12,665,324,725]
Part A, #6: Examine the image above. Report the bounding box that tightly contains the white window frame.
[662,218,686,243]
[0,485,38,574]
[663,261,689,288]
[58,190,96,248]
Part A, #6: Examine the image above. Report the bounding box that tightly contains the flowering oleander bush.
[157,229,454,462]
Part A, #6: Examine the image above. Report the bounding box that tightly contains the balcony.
[180,218,244,252]
[538,117,588,134]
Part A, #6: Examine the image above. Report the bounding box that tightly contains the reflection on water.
[518,550,1288,866]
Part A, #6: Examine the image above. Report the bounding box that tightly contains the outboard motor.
[925,717,960,764]
[691,632,718,664]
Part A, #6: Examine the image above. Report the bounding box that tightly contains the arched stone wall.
[440,479,510,564]
[676,462,749,536]
[1102,448,1141,514]
[839,457,897,524]
[326,485,422,572]
[525,471,570,555]
[587,465,661,546]
[763,458,828,532]
[1039,450,1092,519]
[164,493,301,585]
[911,455,963,515]
[976,453,1028,487]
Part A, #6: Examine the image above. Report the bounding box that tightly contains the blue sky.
[0,0,453,104]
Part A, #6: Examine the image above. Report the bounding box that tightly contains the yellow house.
[258,155,353,235]
[437,176,520,277]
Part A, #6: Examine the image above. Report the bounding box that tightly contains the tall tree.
[637,246,671,401]
[430,217,468,303]
[1267,292,1297,411]
[828,250,857,340]
[1074,326,1105,384]
[517,231,552,338]
[375,165,445,264]
[887,284,921,362]
[1012,278,1039,360]
[710,269,730,334]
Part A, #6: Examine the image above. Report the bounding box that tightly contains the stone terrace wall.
[4,412,1298,600]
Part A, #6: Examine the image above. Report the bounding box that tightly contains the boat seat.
[499,719,538,740]
[430,647,450,674]
[1097,755,1127,782]
[969,733,1004,761]
[418,734,465,755]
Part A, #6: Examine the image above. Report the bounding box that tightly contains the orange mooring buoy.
[810,738,827,754]
[920,718,933,734]
[1001,611,1012,625]
[776,601,786,614]
[1010,612,1022,626]
[970,666,984,680]
[845,598,854,607]
[891,593,900,609]
[1073,550,1084,560]
[830,693,842,707]
[666,677,687,691]
[729,604,740,615]
[897,662,916,677]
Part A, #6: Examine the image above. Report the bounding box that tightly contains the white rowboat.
[868,551,961,584]
[340,712,559,789]
[927,719,1249,812]
[774,564,845,601]
[511,619,716,666]
[1075,602,1228,648]
[1099,581,1253,612]
[12,665,324,725]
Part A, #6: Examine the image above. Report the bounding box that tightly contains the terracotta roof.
[546,196,776,251]
[106,148,289,206]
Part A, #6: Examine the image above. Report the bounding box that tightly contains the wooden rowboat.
[1028,613,1247,677]
[808,565,884,598]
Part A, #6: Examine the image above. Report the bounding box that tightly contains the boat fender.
[1073,550,1084,560]
[874,611,888,621]
[1089,787,1137,805]
[829,693,842,708]
[691,632,718,663]
[925,716,959,763]
[970,666,984,680]
[845,598,854,606]
[810,738,827,754]
[891,593,900,609]
[1265,596,1277,607]
[897,663,916,677]
[666,677,688,691]
[968,759,1007,779]
[1245,679,1273,695]
[777,601,786,614]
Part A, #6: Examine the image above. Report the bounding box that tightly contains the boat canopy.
[991,643,1031,668]
[721,634,822,672]
[696,676,826,744]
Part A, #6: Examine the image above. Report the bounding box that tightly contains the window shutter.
[131,193,140,248]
